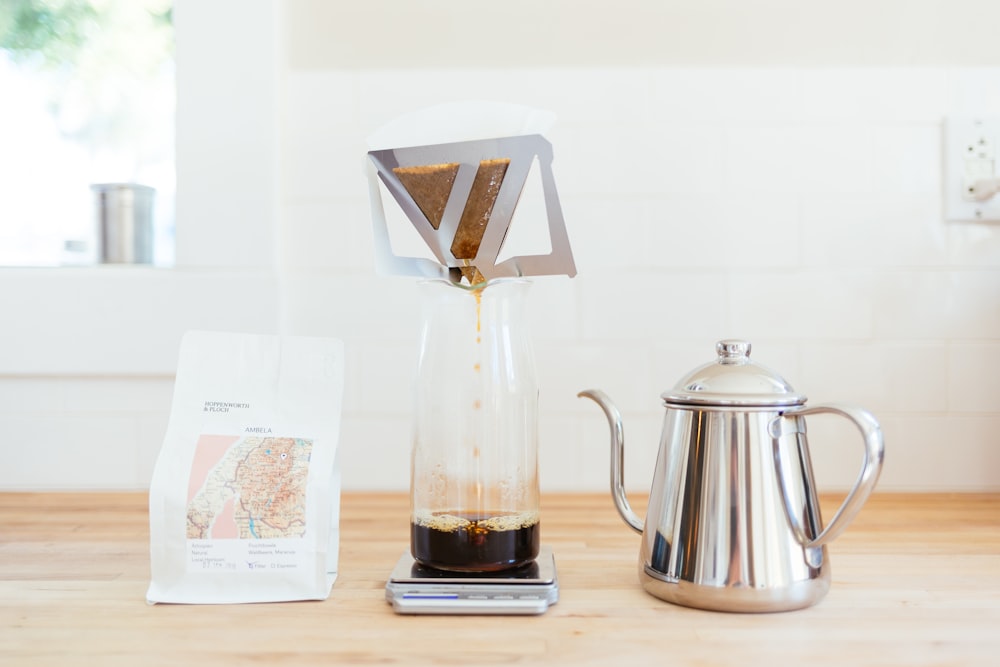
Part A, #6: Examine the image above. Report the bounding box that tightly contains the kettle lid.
[661,339,806,407]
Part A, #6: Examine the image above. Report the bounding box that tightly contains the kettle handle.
[578,389,645,534]
[773,403,885,549]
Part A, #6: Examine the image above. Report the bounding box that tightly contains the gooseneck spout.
[577,389,644,534]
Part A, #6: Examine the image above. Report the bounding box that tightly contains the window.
[1,0,279,377]
[0,0,175,266]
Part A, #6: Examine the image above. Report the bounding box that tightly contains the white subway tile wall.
[0,378,172,490]
[277,66,999,493]
[2,66,998,492]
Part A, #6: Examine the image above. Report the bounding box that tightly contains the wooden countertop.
[1,492,998,666]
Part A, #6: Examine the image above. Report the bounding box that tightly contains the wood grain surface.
[1,492,998,666]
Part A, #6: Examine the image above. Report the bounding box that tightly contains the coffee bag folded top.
[147,331,344,604]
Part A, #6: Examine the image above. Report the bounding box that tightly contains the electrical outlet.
[944,116,1000,222]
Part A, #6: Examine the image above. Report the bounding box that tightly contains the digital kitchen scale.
[385,545,559,615]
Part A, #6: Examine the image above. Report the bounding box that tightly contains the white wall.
[2,0,999,493]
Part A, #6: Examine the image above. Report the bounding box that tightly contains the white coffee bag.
[147,331,344,604]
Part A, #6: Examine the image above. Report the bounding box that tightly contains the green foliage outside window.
[0,0,100,67]
[0,0,173,153]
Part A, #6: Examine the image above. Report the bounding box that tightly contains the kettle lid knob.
[716,339,751,364]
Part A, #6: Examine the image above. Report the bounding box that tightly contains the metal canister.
[92,183,155,264]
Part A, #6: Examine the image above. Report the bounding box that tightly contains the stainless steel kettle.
[579,339,884,612]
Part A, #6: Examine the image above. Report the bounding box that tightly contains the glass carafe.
[410,278,540,571]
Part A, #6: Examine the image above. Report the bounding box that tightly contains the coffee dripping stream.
[367,126,574,573]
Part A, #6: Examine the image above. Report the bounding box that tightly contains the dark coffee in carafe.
[411,511,539,572]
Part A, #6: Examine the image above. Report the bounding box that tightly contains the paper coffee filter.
[367,101,557,150]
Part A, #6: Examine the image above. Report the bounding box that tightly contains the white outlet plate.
[943,115,1000,222]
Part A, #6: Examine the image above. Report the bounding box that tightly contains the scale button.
[466,594,489,600]
[493,595,514,600]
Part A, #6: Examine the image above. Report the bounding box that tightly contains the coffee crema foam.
[413,510,539,533]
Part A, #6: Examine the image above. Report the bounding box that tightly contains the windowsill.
[0,266,279,376]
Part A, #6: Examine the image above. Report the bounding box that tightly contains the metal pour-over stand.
[367,110,574,615]
[367,133,576,285]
